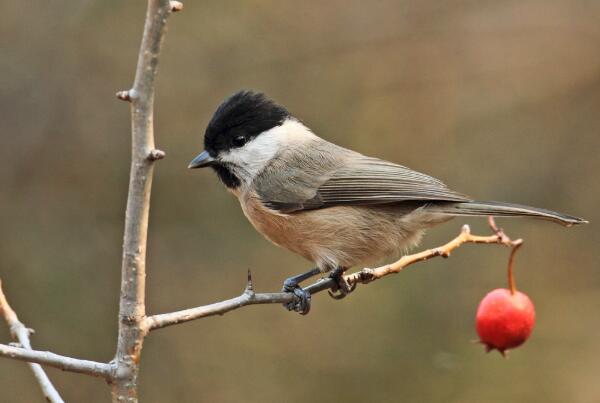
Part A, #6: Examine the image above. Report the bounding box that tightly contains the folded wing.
[255,144,470,214]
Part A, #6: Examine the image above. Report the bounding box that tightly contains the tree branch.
[0,343,114,380]
[112,0,178,401]
[0,280,114,381]
[0,280,64,402]
[145,272,295,330]
[343,217,522,286]
[146,218,522,331]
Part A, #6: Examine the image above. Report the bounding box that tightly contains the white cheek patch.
[222,130,281,177]
[220,118,316,182]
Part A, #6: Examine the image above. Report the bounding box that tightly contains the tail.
[431,200,587,227]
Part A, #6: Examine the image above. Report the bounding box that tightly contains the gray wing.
[255,142,471,214]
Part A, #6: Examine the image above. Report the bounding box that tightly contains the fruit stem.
[507,240,523,295]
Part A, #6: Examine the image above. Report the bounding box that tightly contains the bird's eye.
[232,135,247,147]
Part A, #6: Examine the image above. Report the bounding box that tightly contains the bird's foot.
[283,283,311,315]
[281,268,321,315]
[327,267,356,300]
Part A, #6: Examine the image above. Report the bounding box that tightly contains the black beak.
[188,150,216,169]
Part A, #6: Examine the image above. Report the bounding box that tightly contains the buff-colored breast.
[238,190,451,272]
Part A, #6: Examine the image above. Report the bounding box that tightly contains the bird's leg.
[282,267,321,315]
[327,267,356,300]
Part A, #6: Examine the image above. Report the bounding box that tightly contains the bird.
[188,90,586,314]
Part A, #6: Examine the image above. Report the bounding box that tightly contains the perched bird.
[189,90,586,314]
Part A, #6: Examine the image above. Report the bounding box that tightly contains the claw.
[327,289,347,300]
[281,267,320,315]
[283,284,311,314]
[348,281,357,293]
[327,267,355,300]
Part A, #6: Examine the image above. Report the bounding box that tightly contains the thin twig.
[0,343,114,379]
[146,218,521,330]
[112,0,178,401]
[0,280,64,402]
[343,219,522,286]
[145,290,293,331]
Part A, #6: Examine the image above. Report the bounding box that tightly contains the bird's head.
[189,90,311,189]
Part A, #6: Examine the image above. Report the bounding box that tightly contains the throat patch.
[212,164,241,189]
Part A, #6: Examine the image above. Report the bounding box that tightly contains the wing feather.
[317,157,469,204]
[255,140,470,213]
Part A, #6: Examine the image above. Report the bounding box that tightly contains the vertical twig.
[113,0,178,401]
[0,280,64,403]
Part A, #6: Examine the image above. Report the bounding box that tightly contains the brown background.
[1,1,599,402]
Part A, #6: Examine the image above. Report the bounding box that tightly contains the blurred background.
[1,1,599,402]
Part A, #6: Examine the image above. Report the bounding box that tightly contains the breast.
[239,191,315,261]
[238,191,437,272]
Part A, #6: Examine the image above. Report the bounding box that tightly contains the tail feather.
[432,200,587,227]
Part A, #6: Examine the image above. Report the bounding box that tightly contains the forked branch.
[0,281,114,382]
[112,0,179,401]
[0,281,64,402]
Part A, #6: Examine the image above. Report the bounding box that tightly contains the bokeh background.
[1,1,599,402]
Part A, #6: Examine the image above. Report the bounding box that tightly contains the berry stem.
[507,240,523,295]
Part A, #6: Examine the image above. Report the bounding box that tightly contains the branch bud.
[148,149,166,161]
[116,90,132,102]
[170,1,183,12]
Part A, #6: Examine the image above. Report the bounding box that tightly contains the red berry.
[476,288,535,354]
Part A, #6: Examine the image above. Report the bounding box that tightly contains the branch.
[343,217,522,286]
[145,272,295,330]
[1,3,180,399]
[112,0,179,401]
[0,280,64,402]
[0,344,114,380]
[146,218,522,330]
[0,282,114,381]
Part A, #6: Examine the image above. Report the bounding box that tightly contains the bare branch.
[0,343,114,379]
[1,2,180,399]
[343,219,522,286]
[112,0,179,400]
[144,271,293,330]
[0,283,113,382]
[0,280,64,402]
[146,218,522,330]
[146,290,293,331]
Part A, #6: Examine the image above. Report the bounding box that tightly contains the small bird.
[189,91,586,314]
